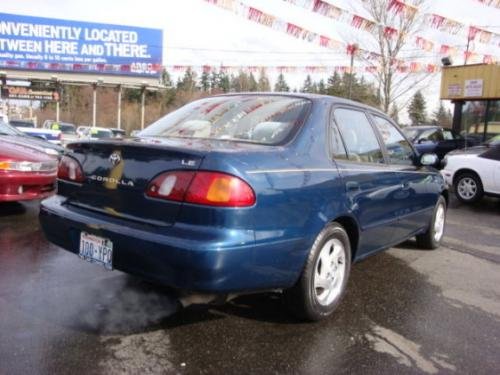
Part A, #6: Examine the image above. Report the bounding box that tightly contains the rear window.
[141,96,311,145]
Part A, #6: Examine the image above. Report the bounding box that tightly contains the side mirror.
[420,153,439,166]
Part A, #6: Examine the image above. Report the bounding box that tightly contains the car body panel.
[39,94,446,293]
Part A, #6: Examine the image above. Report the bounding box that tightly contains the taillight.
[146,171,255,207]
[58,155,85,183]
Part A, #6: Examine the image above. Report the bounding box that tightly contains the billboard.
[0,12,163,78]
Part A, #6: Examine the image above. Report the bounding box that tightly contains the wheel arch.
[332,215,359,262]
[453,168,482,186]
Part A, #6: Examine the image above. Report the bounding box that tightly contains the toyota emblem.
[109,151,121,166]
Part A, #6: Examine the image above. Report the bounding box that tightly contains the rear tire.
[416,195,447,250]
[454,172,483,203]
[284,223,351,321]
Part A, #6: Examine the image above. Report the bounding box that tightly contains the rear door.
[370,114,438,242]
[331,107,400,256]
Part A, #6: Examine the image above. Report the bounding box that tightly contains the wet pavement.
[1,197,499,374]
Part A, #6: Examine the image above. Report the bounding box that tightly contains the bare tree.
[356,0,435,113]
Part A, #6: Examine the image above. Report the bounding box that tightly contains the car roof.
[212,92,390,118]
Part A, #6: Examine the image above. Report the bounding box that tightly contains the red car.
[0,138,57,202]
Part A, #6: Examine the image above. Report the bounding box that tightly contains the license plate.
[79,232,113,270]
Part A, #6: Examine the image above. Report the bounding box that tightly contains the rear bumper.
[0,172,56,202]
[39,195,307,293]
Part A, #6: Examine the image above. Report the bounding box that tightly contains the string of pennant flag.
[165,63,441,74]
[474,0,500,9]
[282,0,500,55]
[205,0,498,68]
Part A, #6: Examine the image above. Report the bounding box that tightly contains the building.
[440,64,500,144]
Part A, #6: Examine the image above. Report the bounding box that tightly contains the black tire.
[284,222,351,321]
[454,172,483,203]
[416,195,447,250]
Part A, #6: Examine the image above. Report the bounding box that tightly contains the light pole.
[348,43,358,100]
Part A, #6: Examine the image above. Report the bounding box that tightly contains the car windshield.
[141,95,311,145]
[90,128,113,138]
[10,120,34,128]
[0,121,24,136]
[59,123,76,134]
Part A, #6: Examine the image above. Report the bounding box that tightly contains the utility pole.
[348,43,358,99]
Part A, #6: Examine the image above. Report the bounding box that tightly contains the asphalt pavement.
[0,196,499,375]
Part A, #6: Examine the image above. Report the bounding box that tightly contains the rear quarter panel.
[197,99,349,287]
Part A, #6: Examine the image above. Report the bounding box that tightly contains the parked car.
[11,119,62,144]
[441,138,500,203]
[86,127,113,140]
[43,120,78,146]
[0,138,57,202]
[403,125,473,165]
[0,120,64,157]
[39,94,447,321]
[76,125,90,137]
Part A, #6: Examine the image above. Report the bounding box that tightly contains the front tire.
[454,172,483,203]
[284,223,351,321]
[416,195,447,250]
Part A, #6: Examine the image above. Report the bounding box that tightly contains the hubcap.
[457,177,477,200]
[433,204,445,242]
[314,238,346,306]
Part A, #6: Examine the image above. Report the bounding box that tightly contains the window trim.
[367,112,418,166]
[329,104,387,165]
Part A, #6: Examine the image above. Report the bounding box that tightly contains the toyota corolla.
[39,94,447,321]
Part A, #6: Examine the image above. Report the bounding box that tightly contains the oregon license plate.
[79,232,113,270]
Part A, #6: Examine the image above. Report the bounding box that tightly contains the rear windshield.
[141,95,311,145]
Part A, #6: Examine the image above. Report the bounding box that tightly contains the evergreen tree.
[177,68,197,92]
[248,72,258,92]
[209,71,220,91]
[217,71,230,93]
[274,73,290,92]
[160,69,173,87]
[301,75,314,93]
[408,91,427,125]
[200,71,211,92]
[432,102,452,127]
[317,79,326,95]
[257,68,271,91]
[326,71,343,97]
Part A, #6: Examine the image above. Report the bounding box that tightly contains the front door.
[331,107,400,257]
[370,114,439,242]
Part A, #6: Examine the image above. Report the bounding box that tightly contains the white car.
[441,138,500,203]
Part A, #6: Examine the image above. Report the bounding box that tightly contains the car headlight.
[44,148,59,156]
[0,160,57,172]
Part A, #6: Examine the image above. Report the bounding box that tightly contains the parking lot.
[0,196,499,374]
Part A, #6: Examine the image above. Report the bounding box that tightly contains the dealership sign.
[0,13,163,77]
[1,85,60,101]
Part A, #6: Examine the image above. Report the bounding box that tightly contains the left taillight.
[58,155,85,183]
[146,171,256,207]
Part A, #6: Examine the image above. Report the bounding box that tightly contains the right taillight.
[146,171,255,207]
[58,155,85,183]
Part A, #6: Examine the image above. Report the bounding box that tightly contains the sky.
[1,0,500,121]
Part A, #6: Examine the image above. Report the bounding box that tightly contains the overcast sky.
[1,0,499,119]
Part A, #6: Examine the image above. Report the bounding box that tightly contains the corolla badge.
[109,151,121,166]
